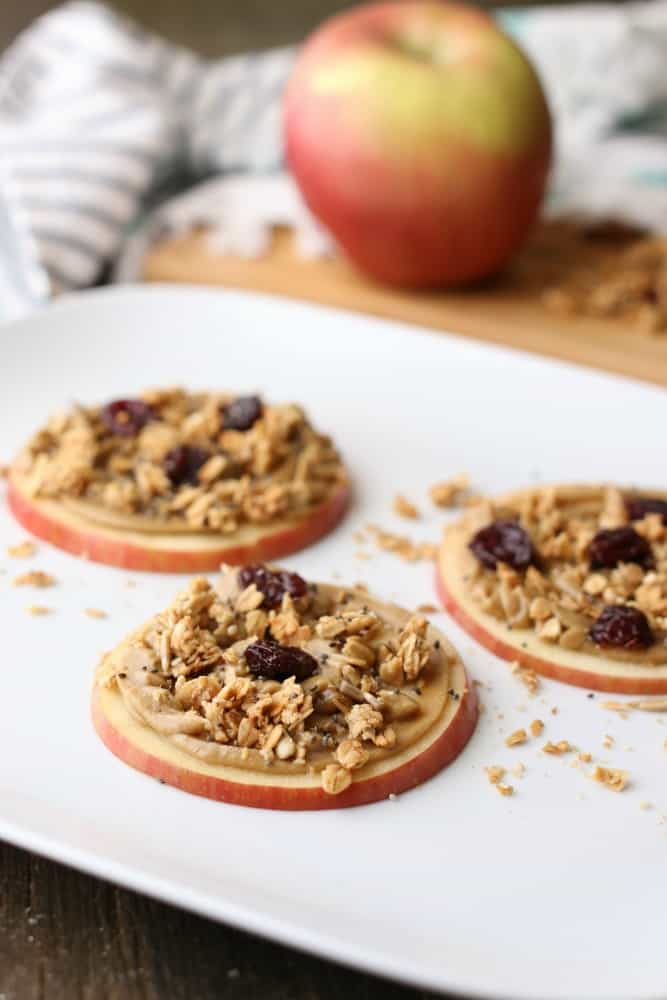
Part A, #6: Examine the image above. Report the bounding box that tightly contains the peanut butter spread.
[97,566,457,794]
[457,485,667,664]
[12,388,347,535]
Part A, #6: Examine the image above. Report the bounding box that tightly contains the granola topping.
[99,566,456,794]
[461,486,667,664]
[12,388,347,534]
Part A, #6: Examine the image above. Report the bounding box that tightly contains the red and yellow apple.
[7,473,350,573]
[284,1,552,287]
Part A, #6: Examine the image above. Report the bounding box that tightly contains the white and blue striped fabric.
[1,0,666,321]
[0,1,293,315]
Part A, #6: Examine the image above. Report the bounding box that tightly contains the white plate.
[1,286,666,1000]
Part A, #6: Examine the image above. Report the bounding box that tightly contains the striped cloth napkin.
[1,0,667,320]
[0,1,292,317]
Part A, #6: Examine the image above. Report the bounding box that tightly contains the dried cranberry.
[245,639,317,682]
[589,605,654,650]
[100,399,152,436]
[238,565,308,609]
[588,526,653,570]
[469,519,535,571]
[163,445,209,487]
[626,496,667,525]
[222,395,262,432]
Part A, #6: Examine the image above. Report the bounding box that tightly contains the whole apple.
[284,1,552,288]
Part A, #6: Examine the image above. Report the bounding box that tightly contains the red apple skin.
[92,677,478,810]
[7,476,350,573]
[285,1,552,288]
[435,566,667,695]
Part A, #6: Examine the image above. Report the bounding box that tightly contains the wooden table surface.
[145,221,667,390]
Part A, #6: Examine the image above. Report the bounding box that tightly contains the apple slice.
[92,661,477,810]
[7,473,350,572]
[437,488,667,694]
[92,577,478,810]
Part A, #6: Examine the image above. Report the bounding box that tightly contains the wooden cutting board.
[142,220,667,390]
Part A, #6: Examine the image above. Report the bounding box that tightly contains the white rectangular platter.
[1,286,666,1000]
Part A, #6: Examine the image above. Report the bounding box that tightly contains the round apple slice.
[437,484,667,694]
[8,472,350,573]
[8,388,351,571]
[92,572,478,809]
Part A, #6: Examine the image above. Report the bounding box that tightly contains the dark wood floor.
[0,836,445,1000]
[4,1,364,55]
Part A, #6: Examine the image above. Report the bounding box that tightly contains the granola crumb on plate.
[510,662,540,695]
[429,474,470,509]
[7,541,36,558]
[591,765,628,791]
[367,524,437,562]
[393,494,419,519]
[542,740,575,756]
[506,728,528,747]
[13,570,56,588]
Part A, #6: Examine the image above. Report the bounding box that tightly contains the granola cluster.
[462,487,667,663]
[12,388,347,532]
[102,566,452,794]
[543,235,667,335]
